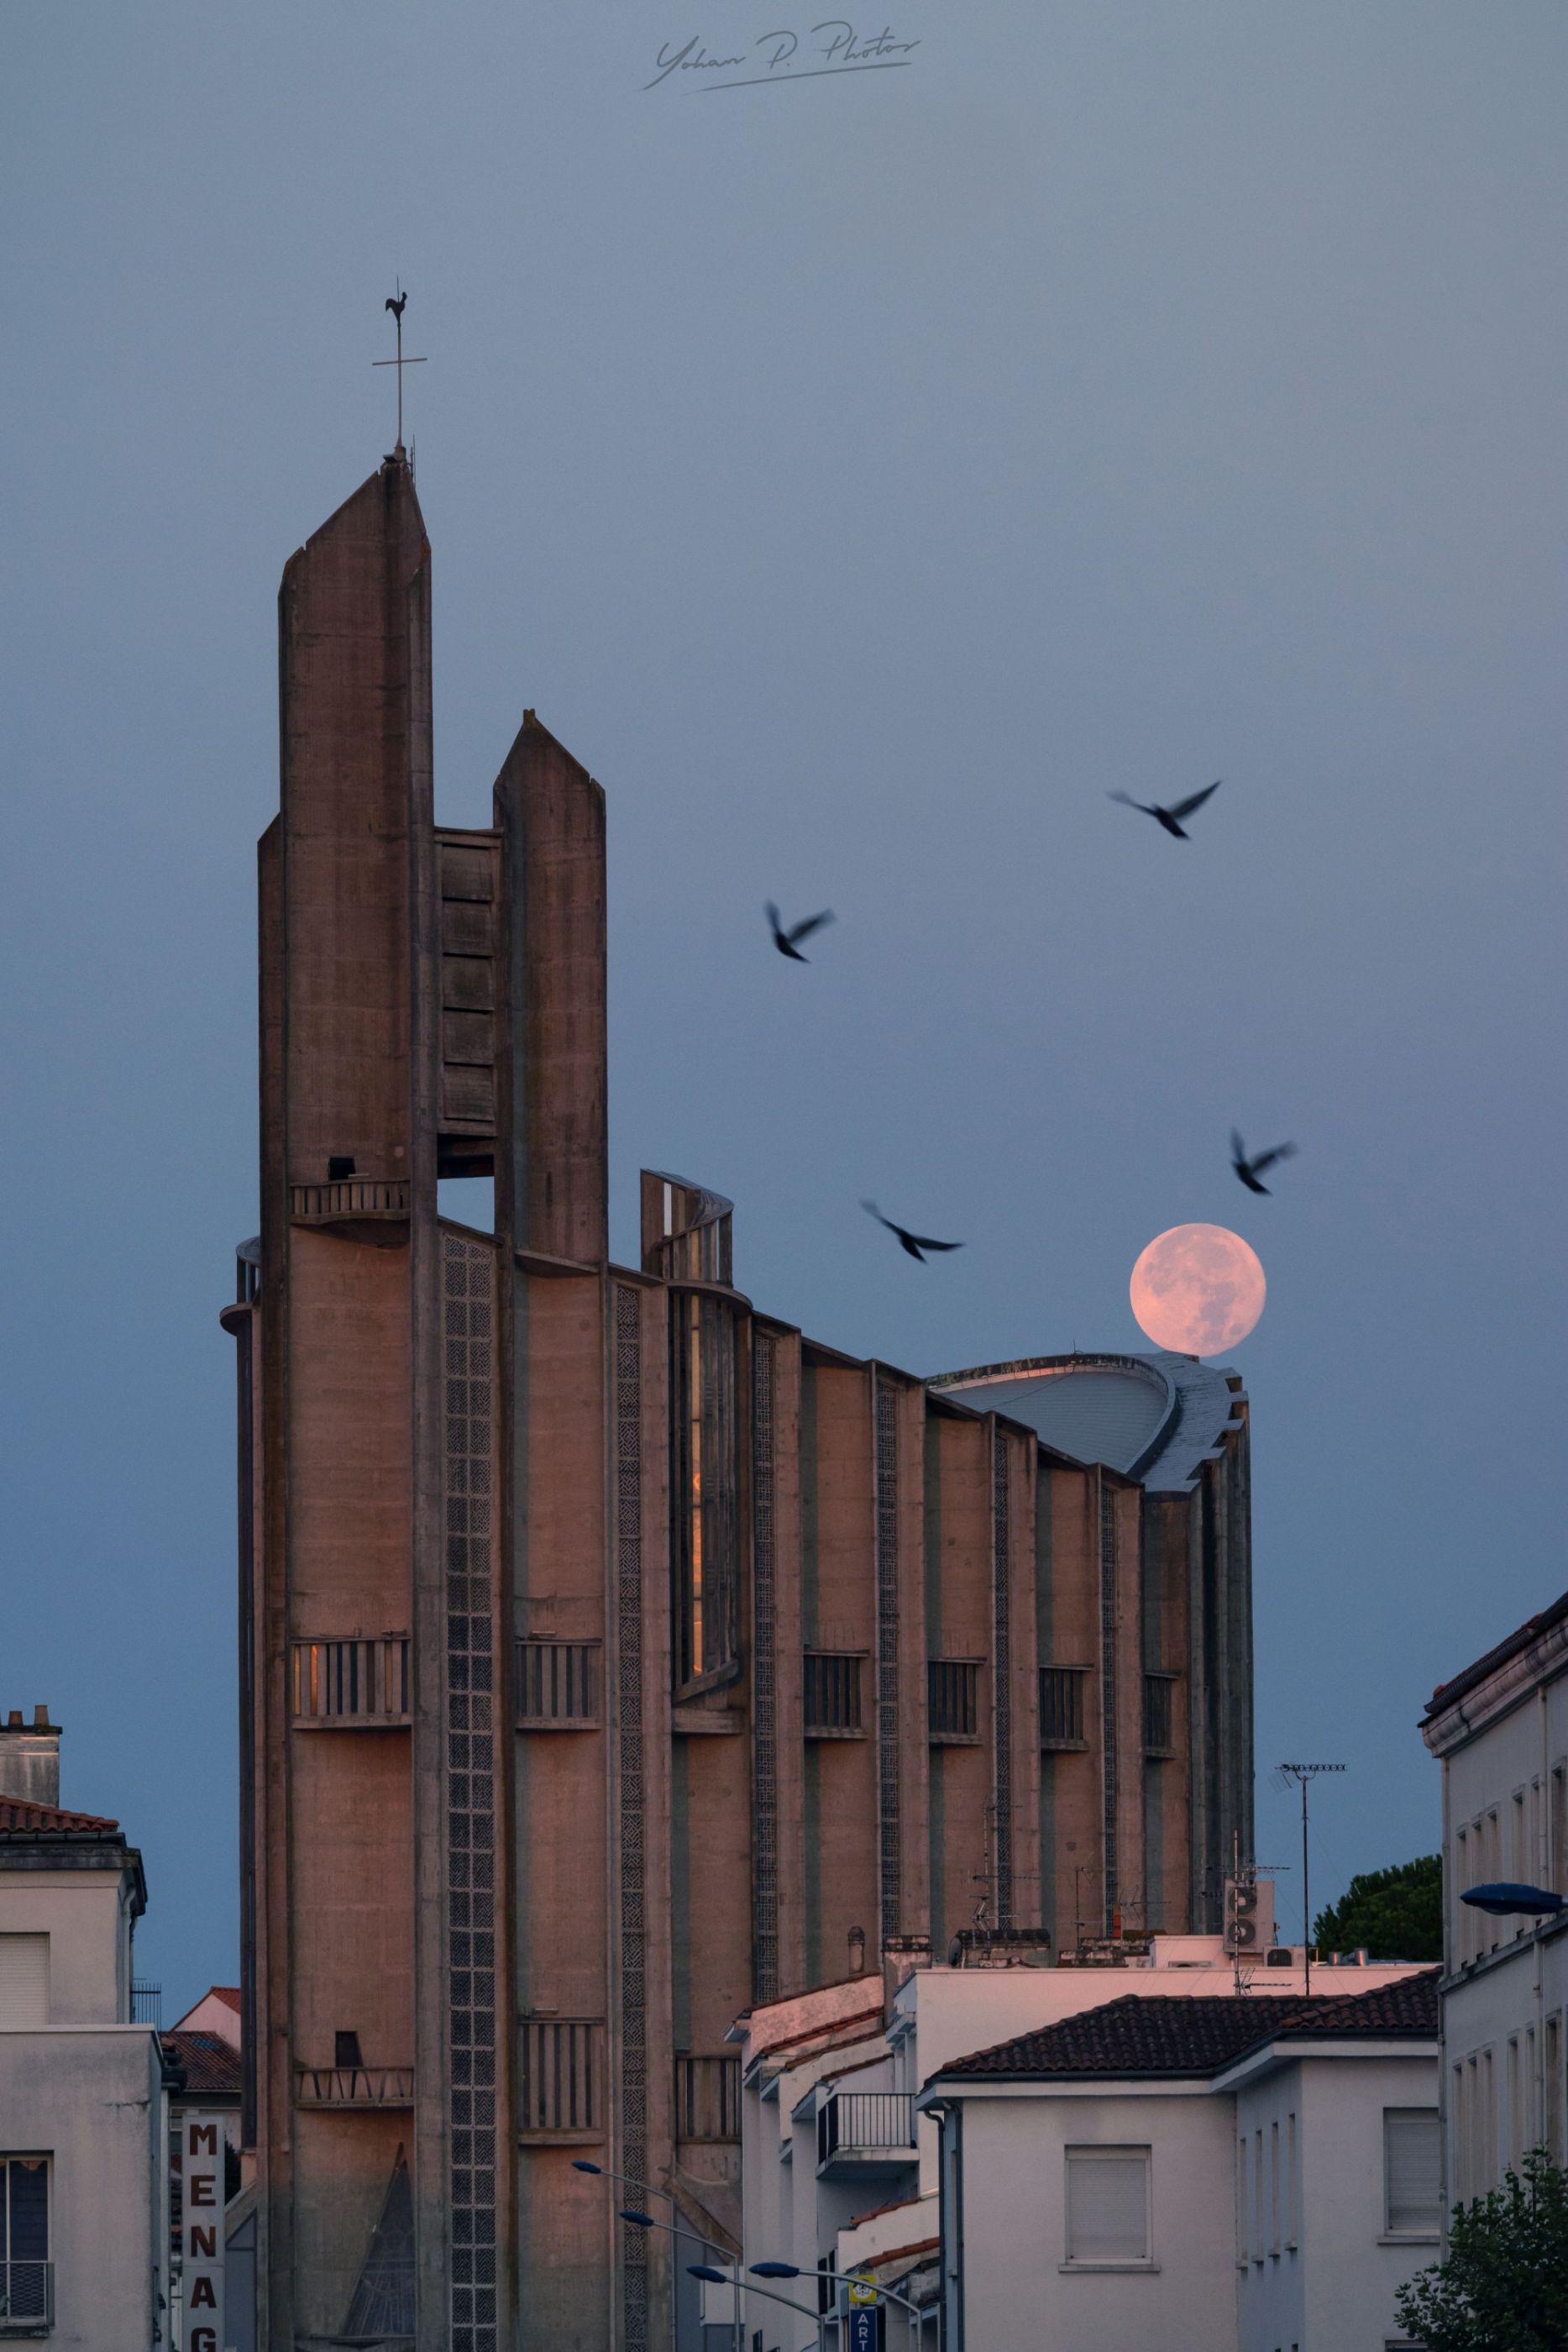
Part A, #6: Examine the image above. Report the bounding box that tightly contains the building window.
[0,1940,49,2030]
[1384,2108,1441,2238]
[1547,2014,1564,2164]
[291,1636,409,1724]
[804,1652,863,1737]
[671,1292,740,1694]
[516,1639,600,1727]
[1142,1673,1177,1756]
[675,2054,742,2142]
[0,2157,50,2325]
[1064,2145,1151,2266]
[1040,1667,1088,1750]
[928,1661,980,1744]
[517,2019,604,2138]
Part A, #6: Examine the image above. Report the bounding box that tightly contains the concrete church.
[221,449,1256,2349]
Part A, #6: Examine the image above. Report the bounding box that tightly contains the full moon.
[1129,1224,1266,1355]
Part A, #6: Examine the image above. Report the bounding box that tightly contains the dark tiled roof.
[162,2030,243,2095]
[936,1971,1440,2082]
[0,1796,120,1834]
[1424,1589,1568,1719]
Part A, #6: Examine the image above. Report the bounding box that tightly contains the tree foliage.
[1396,2147,1568,2351]
[1312,1852,1442,1961]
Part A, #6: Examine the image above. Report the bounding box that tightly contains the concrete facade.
[1421,1588,1568,2208]
[228,455,1258,2349]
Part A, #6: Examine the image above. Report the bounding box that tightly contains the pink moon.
[1129,1223,1266,1355]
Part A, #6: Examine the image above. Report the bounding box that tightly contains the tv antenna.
[374,282,427,457]
[1275,1763,1346,1994]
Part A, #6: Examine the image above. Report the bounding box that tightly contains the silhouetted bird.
[766,903,834,962]
[862,1200,963,1263]
[1109,780,1221,839]
[386,292,407,321]
[1230,1131,1298,1194]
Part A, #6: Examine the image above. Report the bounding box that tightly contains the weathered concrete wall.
[0,2027,166,2349]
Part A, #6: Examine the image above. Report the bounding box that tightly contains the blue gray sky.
[3,4,1564,2006]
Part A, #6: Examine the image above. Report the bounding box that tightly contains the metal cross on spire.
[373,282,427,456]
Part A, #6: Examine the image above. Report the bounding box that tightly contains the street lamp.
[752,2257,926,2346]
[691,2262,823,2352]
[572,2160,740,2352]
[617,2207,747,2352]
[1461,1882,1566,1917]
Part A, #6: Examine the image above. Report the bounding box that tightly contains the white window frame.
[1382,2107,1441,2241]
[1062,2145,1153,2271]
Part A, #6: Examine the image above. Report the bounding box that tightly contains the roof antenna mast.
[1276,1763,1346,1995]
[374,281,427,459]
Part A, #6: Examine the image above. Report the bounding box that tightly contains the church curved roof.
[927,1351,1245,1493]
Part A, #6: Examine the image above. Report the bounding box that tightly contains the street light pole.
[753,2257,926,2348]
[692,2262,824,2352]
[616,2208,752,2352]
[572,2161,740,2352]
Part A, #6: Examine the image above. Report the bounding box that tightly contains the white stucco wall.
[1233,2051,1439,2352]
[1429,1621,1568,2206]
[0,2025,168,2348]
[0,1870,131,2023]
[945,2085,1237,2352]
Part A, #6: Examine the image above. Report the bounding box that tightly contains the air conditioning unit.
[1265,1944,1294,1967]
[1223,1877,1276,1956]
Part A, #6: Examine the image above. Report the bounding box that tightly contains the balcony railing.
[295,2066,415,2109]
[816,2090,915,2171]
[291,1178,409,1223]
[0,2262,53,2330]
[130,1979,162,2026]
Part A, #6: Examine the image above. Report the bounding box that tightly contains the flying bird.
[766,903,834,962]
[861,1200,964,1263]
[1109,780,1221,840]
[1230,1131,1298,1195]
[386,292,407,321]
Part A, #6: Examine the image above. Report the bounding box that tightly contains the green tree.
[1312,1853,1442,1961]
[1396,2147,1568,2351]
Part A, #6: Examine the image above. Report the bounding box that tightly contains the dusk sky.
[3,3,1564,2007]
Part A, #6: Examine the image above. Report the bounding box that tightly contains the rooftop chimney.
[0,1708,60,1809]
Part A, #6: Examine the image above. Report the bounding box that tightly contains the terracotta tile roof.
[752,1998,885,2065]
[0,1796,120,1835]
[936,1971,1440,2082]
[162,2031,243,2096]
[210,1986,242,2014]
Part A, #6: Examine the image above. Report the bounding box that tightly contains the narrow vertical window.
[1253,2130,1264,2263]
[1383,2109,1440,2236]
[1287,2111,1298,2249]
[1270,2118,1280,2254]
[0,2156,50,2323]
[1545,2015,1563,2164]
[671,1291,739,1693]
[1236,2136,1249,2266]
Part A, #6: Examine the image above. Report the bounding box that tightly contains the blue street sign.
[847,2306,878,2352]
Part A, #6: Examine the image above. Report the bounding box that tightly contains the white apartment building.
[919,1971,1440,2352]
[728,1932,1429,2349]
[1421,1587,1568,2206]
[0,1706,176,2346]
